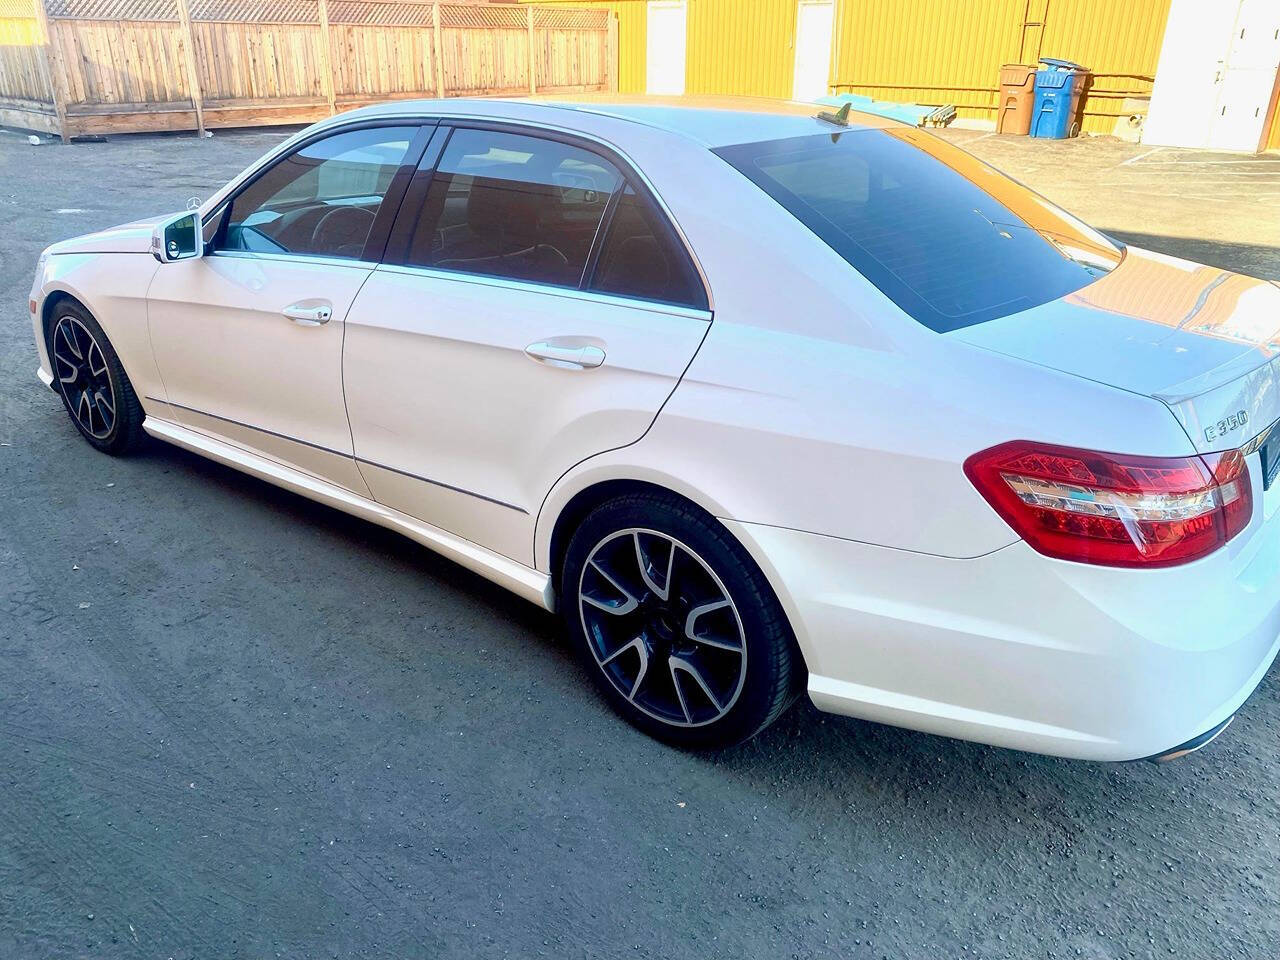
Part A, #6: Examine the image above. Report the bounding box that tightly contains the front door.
[646,0,687,95]
[342,125,711,565]
[147,124,425,493]
[793,0,834,103]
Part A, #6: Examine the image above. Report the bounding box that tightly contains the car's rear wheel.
[47,299,145,455]
[561,491,802,749]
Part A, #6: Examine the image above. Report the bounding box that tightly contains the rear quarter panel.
[535,128,1198,565]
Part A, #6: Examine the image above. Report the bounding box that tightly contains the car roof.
[329,94,902,149]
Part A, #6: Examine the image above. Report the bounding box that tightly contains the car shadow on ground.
[126,432,1260,828]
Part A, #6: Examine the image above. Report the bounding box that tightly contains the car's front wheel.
[46,299,145,456]
[561,491,802,749]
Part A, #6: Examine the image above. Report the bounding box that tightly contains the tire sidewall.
[561,494,792,750]
[47,301,136,455]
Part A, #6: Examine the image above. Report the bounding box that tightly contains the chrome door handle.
[525,341,606,369]
[284,301,332,326]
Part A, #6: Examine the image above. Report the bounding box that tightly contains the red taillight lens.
[964,440,1252,568]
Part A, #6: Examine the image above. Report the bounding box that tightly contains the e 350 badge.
[1205,410,1249,443]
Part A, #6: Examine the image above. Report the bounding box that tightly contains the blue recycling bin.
[1030,57,1087,139]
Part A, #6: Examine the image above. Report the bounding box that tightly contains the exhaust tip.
[1147,715,1234,764]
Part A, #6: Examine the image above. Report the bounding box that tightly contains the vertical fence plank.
[316,0,336,114]
[526,5,536,94]
[30,0,68,140]
[173,0,205,136]
[432,1,445,97]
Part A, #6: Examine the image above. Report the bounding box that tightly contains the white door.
[1207,0,1280,152]
[1145,0,1280,151]
[792,0,834,103]
[646,0,687,95]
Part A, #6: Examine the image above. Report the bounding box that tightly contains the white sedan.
[29,96,1280,760]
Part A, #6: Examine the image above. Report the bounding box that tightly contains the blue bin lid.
[1035,70,1073,89]
[1039,57,1084,72]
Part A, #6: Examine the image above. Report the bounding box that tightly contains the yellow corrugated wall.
[834,0,1027,119]
[519,0,648,94]
[1036,0,1172,133]
[522,0,1173,134]
[684,0,796,99]
[833,0,1172,134]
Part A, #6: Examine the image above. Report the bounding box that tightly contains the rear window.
[714,129,1122,332]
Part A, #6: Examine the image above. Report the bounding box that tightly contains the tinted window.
[221,126,416,260]
[715,129,1122,332]
[404,128,623,288]
[590,184,707,309]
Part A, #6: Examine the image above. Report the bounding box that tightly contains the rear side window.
[715,129,1121,332]
[404,128,623,288]
[589,184,707,310]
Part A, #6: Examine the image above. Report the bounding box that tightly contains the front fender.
[35,252,163,406]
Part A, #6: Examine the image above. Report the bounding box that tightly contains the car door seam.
[530,313,716,566]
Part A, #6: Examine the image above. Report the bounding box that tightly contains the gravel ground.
[2,122,1279,960]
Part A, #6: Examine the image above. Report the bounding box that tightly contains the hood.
[951,245,1280,453]
[44,215,169,256]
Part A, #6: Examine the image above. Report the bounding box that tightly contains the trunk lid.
[951,245,1280,453]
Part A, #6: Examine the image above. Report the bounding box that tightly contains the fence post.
[433,1,446,98]
[607,12,618,93]
[527,6,536,95]
[316,0,337,115]
[31,0,70,142]
[173,0,206,137]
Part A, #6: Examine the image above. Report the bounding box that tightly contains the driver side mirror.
[151,211,203,263]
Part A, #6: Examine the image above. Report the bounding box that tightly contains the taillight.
[964,440,1252,568]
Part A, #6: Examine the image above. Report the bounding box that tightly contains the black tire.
[561,491,803,749]
[46,298,146,456]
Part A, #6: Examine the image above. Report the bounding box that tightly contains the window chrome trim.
[199,109,715,312]
[205,249,377,271]
[374,262,713,323]
[1239,415,1280,458]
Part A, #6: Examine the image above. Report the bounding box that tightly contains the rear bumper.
[724,519,1280,762]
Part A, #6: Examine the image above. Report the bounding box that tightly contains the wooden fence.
[0,0,617,139]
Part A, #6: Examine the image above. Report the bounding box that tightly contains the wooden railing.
[0,0,617,140]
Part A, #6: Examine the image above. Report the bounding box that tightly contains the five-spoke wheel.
[52,314,117,440]
[580,528,748,727]
[563,492,802,748]
[46,298,145,455]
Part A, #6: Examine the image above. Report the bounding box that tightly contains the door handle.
[284,301,333,326]
[525,341,606,369]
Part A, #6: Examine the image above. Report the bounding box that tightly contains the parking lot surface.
[2,124,1279,959]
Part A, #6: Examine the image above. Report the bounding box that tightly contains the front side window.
[715,128,1122,332]
[220,126,416,260]
[403,128,623,288]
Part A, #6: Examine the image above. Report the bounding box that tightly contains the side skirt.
[143,416,555,612]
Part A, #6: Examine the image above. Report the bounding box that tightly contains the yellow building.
[519,0,1205,138]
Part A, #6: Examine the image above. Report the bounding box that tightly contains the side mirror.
[151,211,203,263]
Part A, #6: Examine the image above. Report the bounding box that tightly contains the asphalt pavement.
[2,123,1279,959]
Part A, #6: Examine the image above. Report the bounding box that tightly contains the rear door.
[341,124,711,565]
